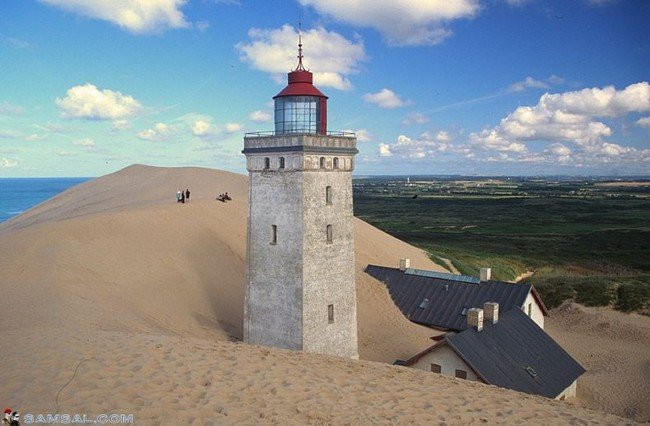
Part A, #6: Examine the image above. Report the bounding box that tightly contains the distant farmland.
[353,176,650,314]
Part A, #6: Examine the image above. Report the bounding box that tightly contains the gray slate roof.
[365,265,546,331]
[407,309,585,398]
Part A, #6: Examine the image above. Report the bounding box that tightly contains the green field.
[353,177,650,313]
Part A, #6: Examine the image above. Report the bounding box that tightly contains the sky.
[0,0,648,177]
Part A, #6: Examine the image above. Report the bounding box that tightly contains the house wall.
[411,346,478,381]
[555,379,578,400]
[522,292,545,329]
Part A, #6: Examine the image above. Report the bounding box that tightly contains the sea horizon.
[0,177,91,223]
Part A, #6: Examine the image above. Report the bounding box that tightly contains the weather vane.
[295,11,305,71]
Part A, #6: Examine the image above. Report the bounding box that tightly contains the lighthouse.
[242,36,359,359]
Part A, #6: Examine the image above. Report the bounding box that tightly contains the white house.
[398,302,583,400]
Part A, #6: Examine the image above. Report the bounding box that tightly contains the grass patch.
[419,243,529,281]
[427,254,454,273]
[525,267,649,310]
[616,280,650,312]
[354,188,650,313]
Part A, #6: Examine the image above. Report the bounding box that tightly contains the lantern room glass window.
[275,96,321,134]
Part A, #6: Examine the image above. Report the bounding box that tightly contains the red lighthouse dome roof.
[273,37,328,99]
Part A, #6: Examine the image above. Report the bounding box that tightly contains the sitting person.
[217,192,232,202]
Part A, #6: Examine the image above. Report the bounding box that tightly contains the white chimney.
[467,308,483,331]
[483,302,499,324]
[480,267,492,281]
[399,258,411,271]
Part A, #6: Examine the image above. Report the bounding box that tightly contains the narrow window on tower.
[333,157,339,169]
[326,186,332,205]
[326,224,333,243]
[320,157,325,169]
[328,304,334,324]
[271,225,277,245]
[264,157,270,170]
[279,157,285,169]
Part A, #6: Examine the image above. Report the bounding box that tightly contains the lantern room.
[273,38,328,135]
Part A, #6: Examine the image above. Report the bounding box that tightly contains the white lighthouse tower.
[242,38,358,358]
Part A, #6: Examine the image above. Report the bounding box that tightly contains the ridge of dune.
[0,165,644,423]
[0,164,248,232]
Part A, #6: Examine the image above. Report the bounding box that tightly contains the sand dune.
[546,303,650,421]
[0,328,629,425]
[1,164,247,232]
[0,165,437,360]
[0,165,644,423]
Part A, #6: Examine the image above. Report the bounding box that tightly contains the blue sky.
[0,0,648,177]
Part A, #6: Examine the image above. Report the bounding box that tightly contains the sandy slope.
[0,165,437,360]
[0,328,629,425]
[546,303,650,421]
[0,165,643,423]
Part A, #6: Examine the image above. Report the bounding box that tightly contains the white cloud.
[378,143,392,157]
[249,110,272,123]
[541,82,650,118]
[138,122,175,141]
[508,77,549,93]
[0,130,21,139]
[72,138,96,148]
[3,37,33,50]
[470,129,528,153]
[0,101,24,115]
[191,119,217,137]
[379,132,456,160]
[508,75,566,93]
[0,157,18,168]
[56,84,141,120]
[402,112,429,126]
[298,0,479,46]
[542,143,573,165]
[196,21,210,32]
[111,119,130,131]
[20,122,73,142]
[225,122,243,133]
[470,82,650,164]
[363,88,406,109]
[236,25,366,90]
[432,130,451,143]
[344,129,372,142]
[548,143,571,156]
[34,122,71,134]
[38,0,190,34]
[636,117,650,130]
[25,134,46,142]
[601,142,630,156]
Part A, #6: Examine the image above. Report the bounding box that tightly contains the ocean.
[0,177,91,223]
